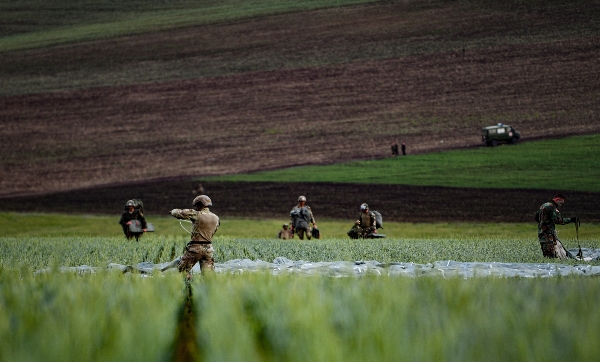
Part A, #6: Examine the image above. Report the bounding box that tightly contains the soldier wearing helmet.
[347,203,377,239]
[277,223,293,239]
[119,199,147,241]
[290,195,317,240]
[165,195,220,279]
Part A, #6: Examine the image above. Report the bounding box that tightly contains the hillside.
[1,0,599,196]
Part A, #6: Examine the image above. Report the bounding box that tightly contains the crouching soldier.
[348,203,378,239]
[536,194,579,259]
[119,200,147,241]
[290,195,317,240]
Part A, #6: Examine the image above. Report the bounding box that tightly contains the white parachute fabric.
[35,247,600,278]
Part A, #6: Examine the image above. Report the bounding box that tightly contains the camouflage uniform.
[347,210,377,239]
[119,209,147,240]
[277,225,293,239]
[537,201,575,258]
[171,207,220,273]
[357,211,377,237]
[290,205,316,240]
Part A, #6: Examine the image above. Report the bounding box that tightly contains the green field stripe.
[0,0,377,52]
[206,134,600,192]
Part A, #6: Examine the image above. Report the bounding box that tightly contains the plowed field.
[1,2,600,197]
[2,180,598,223]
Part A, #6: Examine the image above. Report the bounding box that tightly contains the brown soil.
[1,180,598,223]
[1,2,599,197]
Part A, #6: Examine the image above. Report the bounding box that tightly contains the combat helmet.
[193,195,212,207]
[360,203,369,211]
[298,195,307,202]
[125,200,135,209]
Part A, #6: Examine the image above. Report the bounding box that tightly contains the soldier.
[277,223,293,239]
[290,195,317,240]
[391,142,399,156]
[536,194,579,259]
[355,203,378,238]
[163,195,220,279]
[119,200,147,241]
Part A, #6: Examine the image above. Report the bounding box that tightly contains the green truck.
[481,123,521,146]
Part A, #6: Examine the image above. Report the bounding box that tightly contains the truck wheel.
[490,139,498,147]
[511,136,519,144]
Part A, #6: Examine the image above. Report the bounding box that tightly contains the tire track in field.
[171,281,201,362]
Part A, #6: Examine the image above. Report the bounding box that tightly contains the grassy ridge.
[0,0,376,52]
[207,134,600,192]
[3,212,599,240]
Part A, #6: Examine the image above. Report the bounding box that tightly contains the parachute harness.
[179,219,193,234]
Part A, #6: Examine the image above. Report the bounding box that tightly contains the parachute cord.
[179,219,193,234]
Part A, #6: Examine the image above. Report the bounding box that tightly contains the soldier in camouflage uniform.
[277,223,293,239]
[119,200,147,241]
[162,195,220,279]
[290,195,317,240]
[350,203,378,238]
[537,194,579,259]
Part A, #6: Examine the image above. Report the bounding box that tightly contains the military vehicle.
[481,123,521,146]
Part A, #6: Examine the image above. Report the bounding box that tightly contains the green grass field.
[2,214,600,361]
[2,269,600,362]
[206,134,600,192]
[0,269,182,362]
[3,212,599,241]
[2,234,600,361]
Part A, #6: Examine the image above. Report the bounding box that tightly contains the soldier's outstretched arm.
[170,209,196,220]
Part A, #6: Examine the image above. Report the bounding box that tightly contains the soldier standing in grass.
[536,194,579,259]
[277,223,293,239]
[290,195,317,240]
[119,200,147,241]
[162,195,220,279]
[391,142,399,156]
